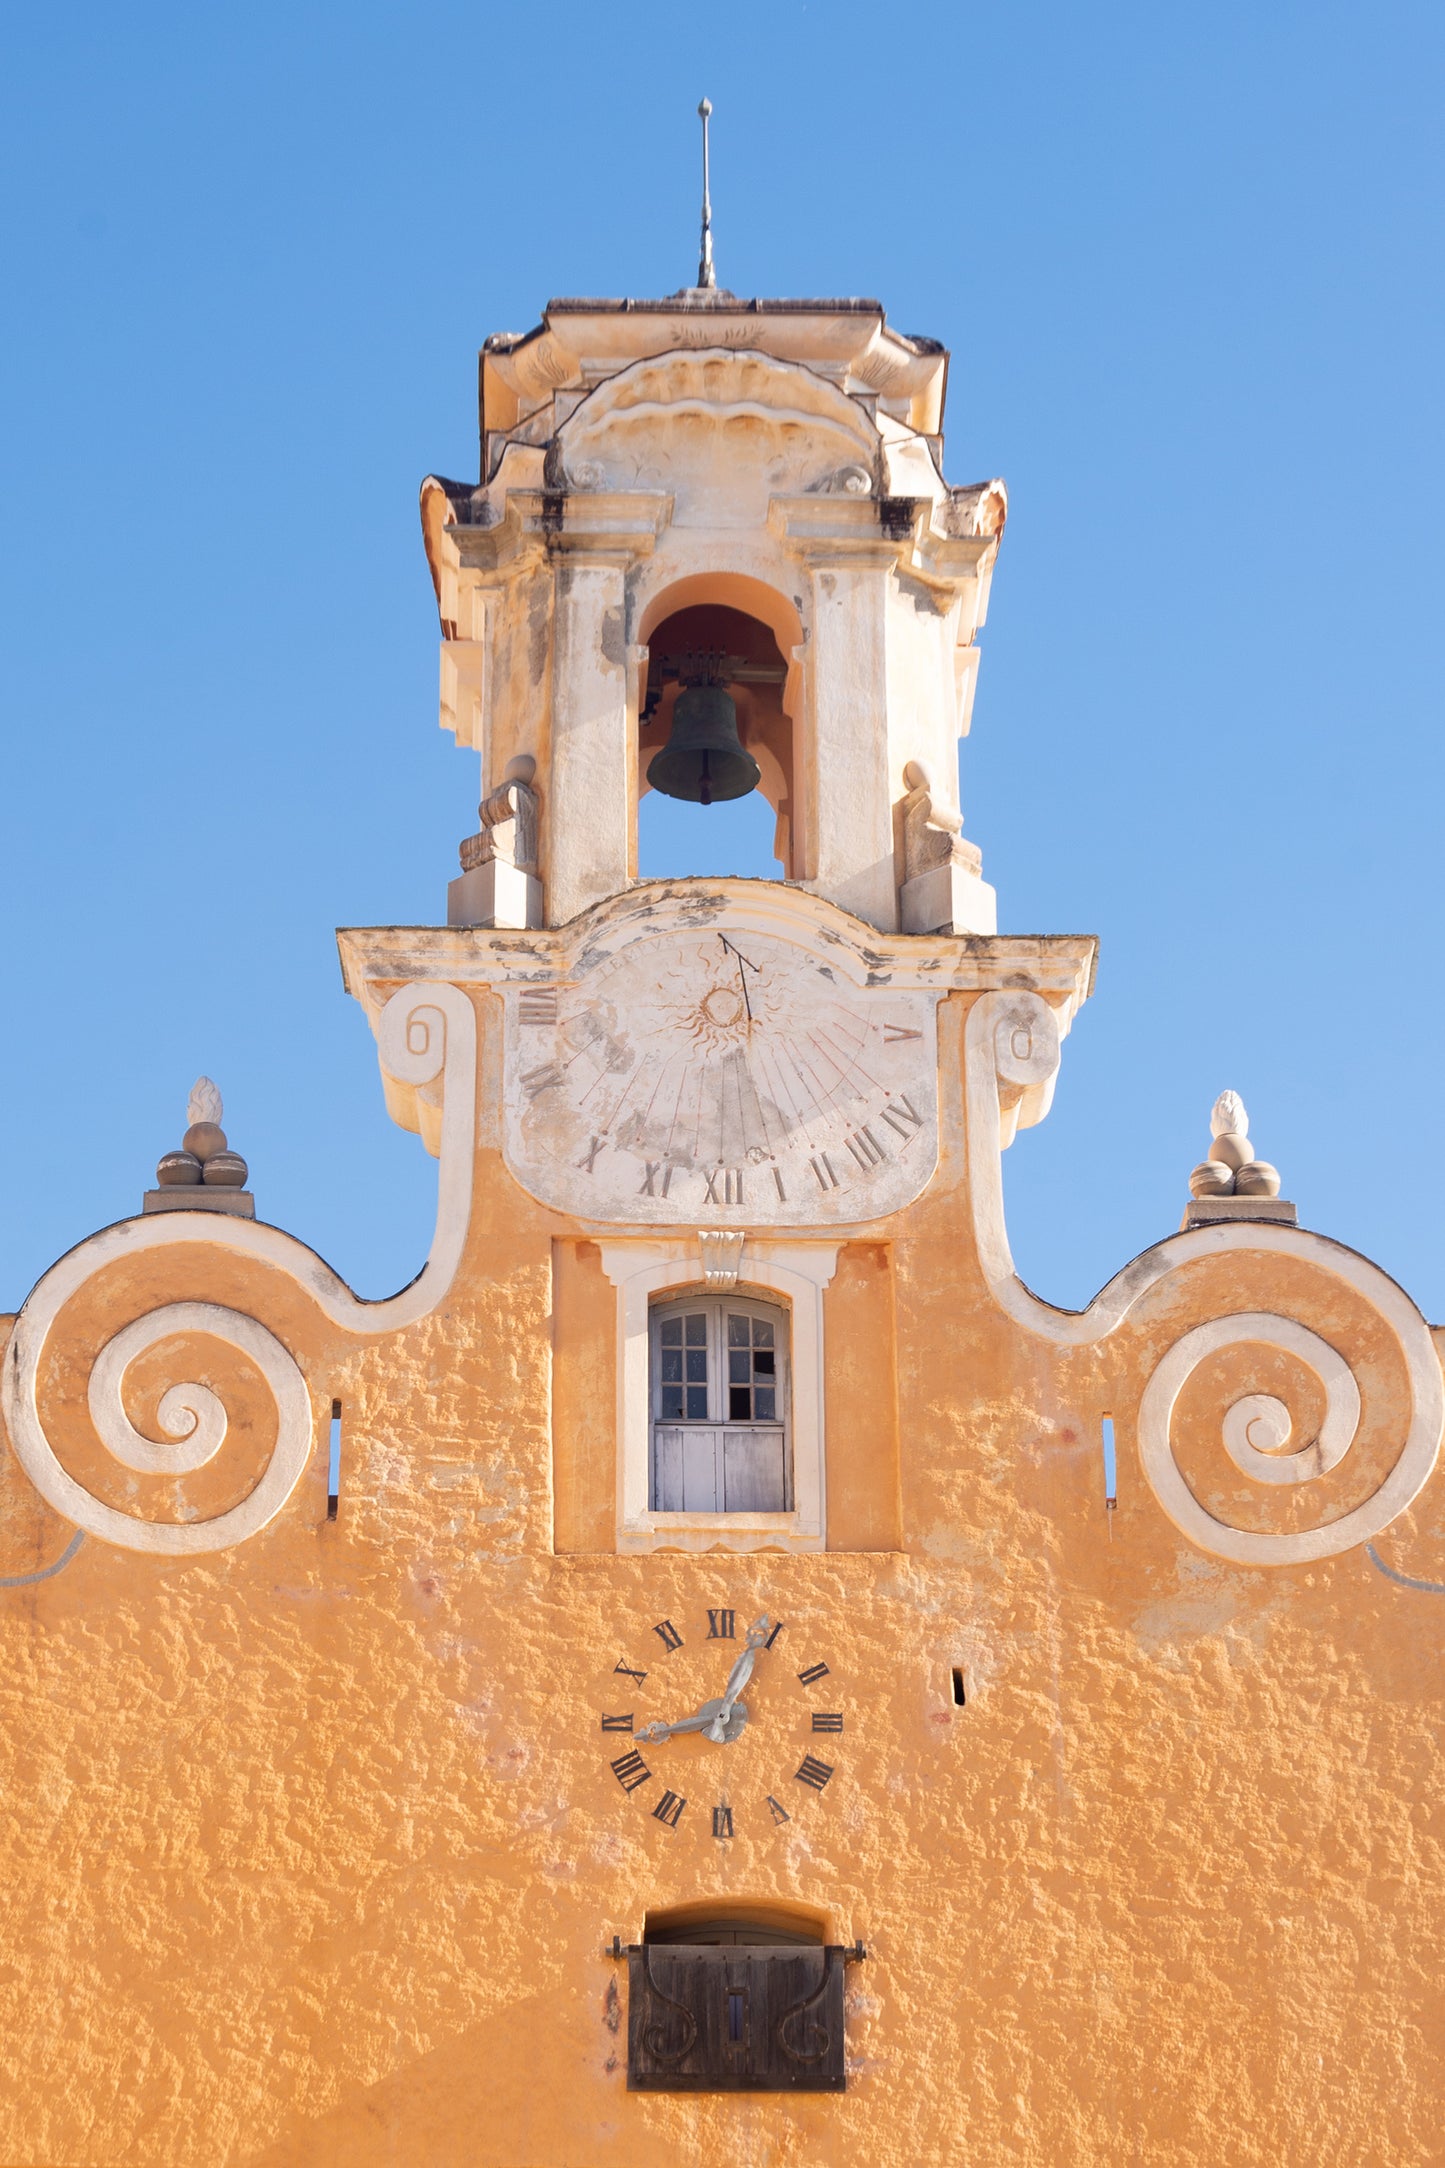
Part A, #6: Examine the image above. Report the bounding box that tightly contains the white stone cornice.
[336,883,1097,1019]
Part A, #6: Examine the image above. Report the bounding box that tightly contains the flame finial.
[697,97,716,291]
[188,1076,223,1127]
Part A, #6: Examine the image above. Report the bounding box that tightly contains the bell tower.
[423,286,1005,936]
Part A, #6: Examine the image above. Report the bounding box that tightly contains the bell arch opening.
[635,578,803,883]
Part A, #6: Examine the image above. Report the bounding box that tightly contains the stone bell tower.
[423,288,1004,936]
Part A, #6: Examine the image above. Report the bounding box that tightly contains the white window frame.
[597,1239,839,1554]
[649,1292,792,1513]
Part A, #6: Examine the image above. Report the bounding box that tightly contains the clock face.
[501,923,939,1226]
[599,1608,841,1842]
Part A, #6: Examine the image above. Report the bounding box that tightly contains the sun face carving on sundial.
[499,923,940,1227]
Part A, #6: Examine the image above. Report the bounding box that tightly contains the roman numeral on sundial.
[881,1097,924,1141]
[883,1023,922,1044]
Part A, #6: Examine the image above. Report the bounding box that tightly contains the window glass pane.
[729,1386,752,1421]
[686,1384,709,1421]
[753,1349,775,1377]
[728,1350,750,1383]
[685,1349,707,1383]
[661,1385,684,1419]
[727,1314,750,1347]
[661,1349,683,1382]
[661,1318,682,1347]
[754,1387,776,1421]
[685,1314,708,1346]
[752,1320,774,1347]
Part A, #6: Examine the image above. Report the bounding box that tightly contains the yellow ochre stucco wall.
[2,973,1443,2167]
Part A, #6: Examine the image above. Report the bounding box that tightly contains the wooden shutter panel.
[721,1427,788,1511]
[626,1945,846,2091]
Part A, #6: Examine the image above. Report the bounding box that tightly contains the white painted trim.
[598,1237,839,1554]
[2,981,477,1555]
[963,990,1443,1565]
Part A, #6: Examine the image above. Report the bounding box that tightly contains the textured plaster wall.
[1,993,1443,2166]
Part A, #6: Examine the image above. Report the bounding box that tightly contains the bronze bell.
[645,683,761,806]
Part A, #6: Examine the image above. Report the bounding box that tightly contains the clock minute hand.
[706,1613,771,1742]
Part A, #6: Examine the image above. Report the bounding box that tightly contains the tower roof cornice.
[480,293,950,447]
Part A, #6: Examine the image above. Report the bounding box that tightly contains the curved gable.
[558,347,879,525]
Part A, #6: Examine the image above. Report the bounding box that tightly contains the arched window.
[649,1292,790,1513]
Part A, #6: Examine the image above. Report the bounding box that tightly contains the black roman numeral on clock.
[765,1620,785,1648]
[652,1790,686,1828]
[600,1714,634,1732]
[795,1755,834,1791]
[614,1659,648,1686]
[707,1609,736,1639]
[653,1619,683,1651]
[712,1806,733,1839]
[766,1795,791,1825]
[797,1661,829,1686]
[610,1750,651,1793]
[811,1712,844,1733]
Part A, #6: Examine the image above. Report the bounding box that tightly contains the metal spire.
[697,97,716,290]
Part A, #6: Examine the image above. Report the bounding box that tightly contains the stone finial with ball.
[144,1077,255,1217]
[1189,1092,1281,1201]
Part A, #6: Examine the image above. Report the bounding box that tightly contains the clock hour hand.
[634,1708,716,1745]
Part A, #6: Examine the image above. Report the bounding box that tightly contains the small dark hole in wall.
[951,1668,966,1707]
[327,1400,341,1521]
[727,1992,745,2042]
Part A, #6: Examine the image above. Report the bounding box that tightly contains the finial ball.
[698,97,712,118]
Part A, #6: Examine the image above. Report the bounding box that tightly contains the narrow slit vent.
[951,1667,966,1708]
[327,1400,342,1520]
[1101,1414,1117,1511]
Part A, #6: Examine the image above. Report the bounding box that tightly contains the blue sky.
[2,1,1442,1317]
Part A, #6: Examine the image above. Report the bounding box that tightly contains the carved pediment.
[558,349,879,524]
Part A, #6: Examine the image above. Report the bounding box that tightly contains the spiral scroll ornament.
[1,979,477,1561]
[8,1301,312,1556]
[964,989,1443,1564]
[1137,1303,1439,1566]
